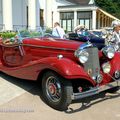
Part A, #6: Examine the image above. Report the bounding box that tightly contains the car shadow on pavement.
[0,72,37,91]
[0,72,43,102]
[0,72,120,113]
[65,91,120,114]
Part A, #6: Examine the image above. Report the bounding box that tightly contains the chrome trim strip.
[1,43,75,51]
[79,42,93,50]
[22,44,75,51]
[72,80,120,100]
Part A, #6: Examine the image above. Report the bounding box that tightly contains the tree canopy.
[95,0,120,19]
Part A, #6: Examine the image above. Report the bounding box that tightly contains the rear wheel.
[41,71,73,111]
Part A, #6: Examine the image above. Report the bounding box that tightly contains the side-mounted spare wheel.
[41,71,73,111]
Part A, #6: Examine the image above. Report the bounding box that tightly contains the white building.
[57,0,120,31]
[0,0,119,31]
[0,0,47,31]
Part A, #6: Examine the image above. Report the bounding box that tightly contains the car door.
[1,43,25,67]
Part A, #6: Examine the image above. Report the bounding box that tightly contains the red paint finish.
[0,37,120,87]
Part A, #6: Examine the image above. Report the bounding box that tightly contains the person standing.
[52,22,65,39]
[111,20,120,50]
[111,20,120,42]
[74,25,85,34]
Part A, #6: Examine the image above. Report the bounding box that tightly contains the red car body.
[0,38,86,80]
[0,35,120,111]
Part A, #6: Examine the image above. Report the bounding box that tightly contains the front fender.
[1,56,95,85]
[110,52,120,72]
[39,57,95,85]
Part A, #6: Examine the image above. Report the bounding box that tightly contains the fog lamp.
[114,71,120,79]
[102,62,111,73]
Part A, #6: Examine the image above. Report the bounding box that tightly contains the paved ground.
[0,73,120,120]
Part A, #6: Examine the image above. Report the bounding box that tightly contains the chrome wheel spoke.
[46,76,61,103]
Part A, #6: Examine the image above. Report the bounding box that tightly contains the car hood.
[89,37,105,43]
[22,37,83,51]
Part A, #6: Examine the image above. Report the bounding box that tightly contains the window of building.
[77,11,92,29]
[40,9,44,27]
[60,12,74,32]
[26,6,28,29]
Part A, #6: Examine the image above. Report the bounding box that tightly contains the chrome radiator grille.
[84,47,100,79]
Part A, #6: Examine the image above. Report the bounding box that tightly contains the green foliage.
[19,30,30,37]
[0,32,16,39]
[95,0,120,19]
[45,27,52,34]
[19,30,42,38]
[30,31,42,37]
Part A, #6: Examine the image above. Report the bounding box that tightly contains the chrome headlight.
[102,46,115,59]
[102,62,111,73]
[75,49,89,63]
[75,42,93,63]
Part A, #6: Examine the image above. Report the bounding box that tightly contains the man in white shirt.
[52,22,65,39]
[111,20,120,50]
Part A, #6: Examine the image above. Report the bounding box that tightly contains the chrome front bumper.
[71,80,120,100]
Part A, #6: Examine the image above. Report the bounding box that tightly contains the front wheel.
[41,71,73,111]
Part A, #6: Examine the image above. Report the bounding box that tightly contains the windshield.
[18,30,42,38]
[2,28,55,44]
[17,27,52,39]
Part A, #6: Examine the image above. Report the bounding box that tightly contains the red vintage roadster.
[0,30,120,111]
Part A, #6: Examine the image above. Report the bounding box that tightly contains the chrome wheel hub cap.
[46,76,61,103]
